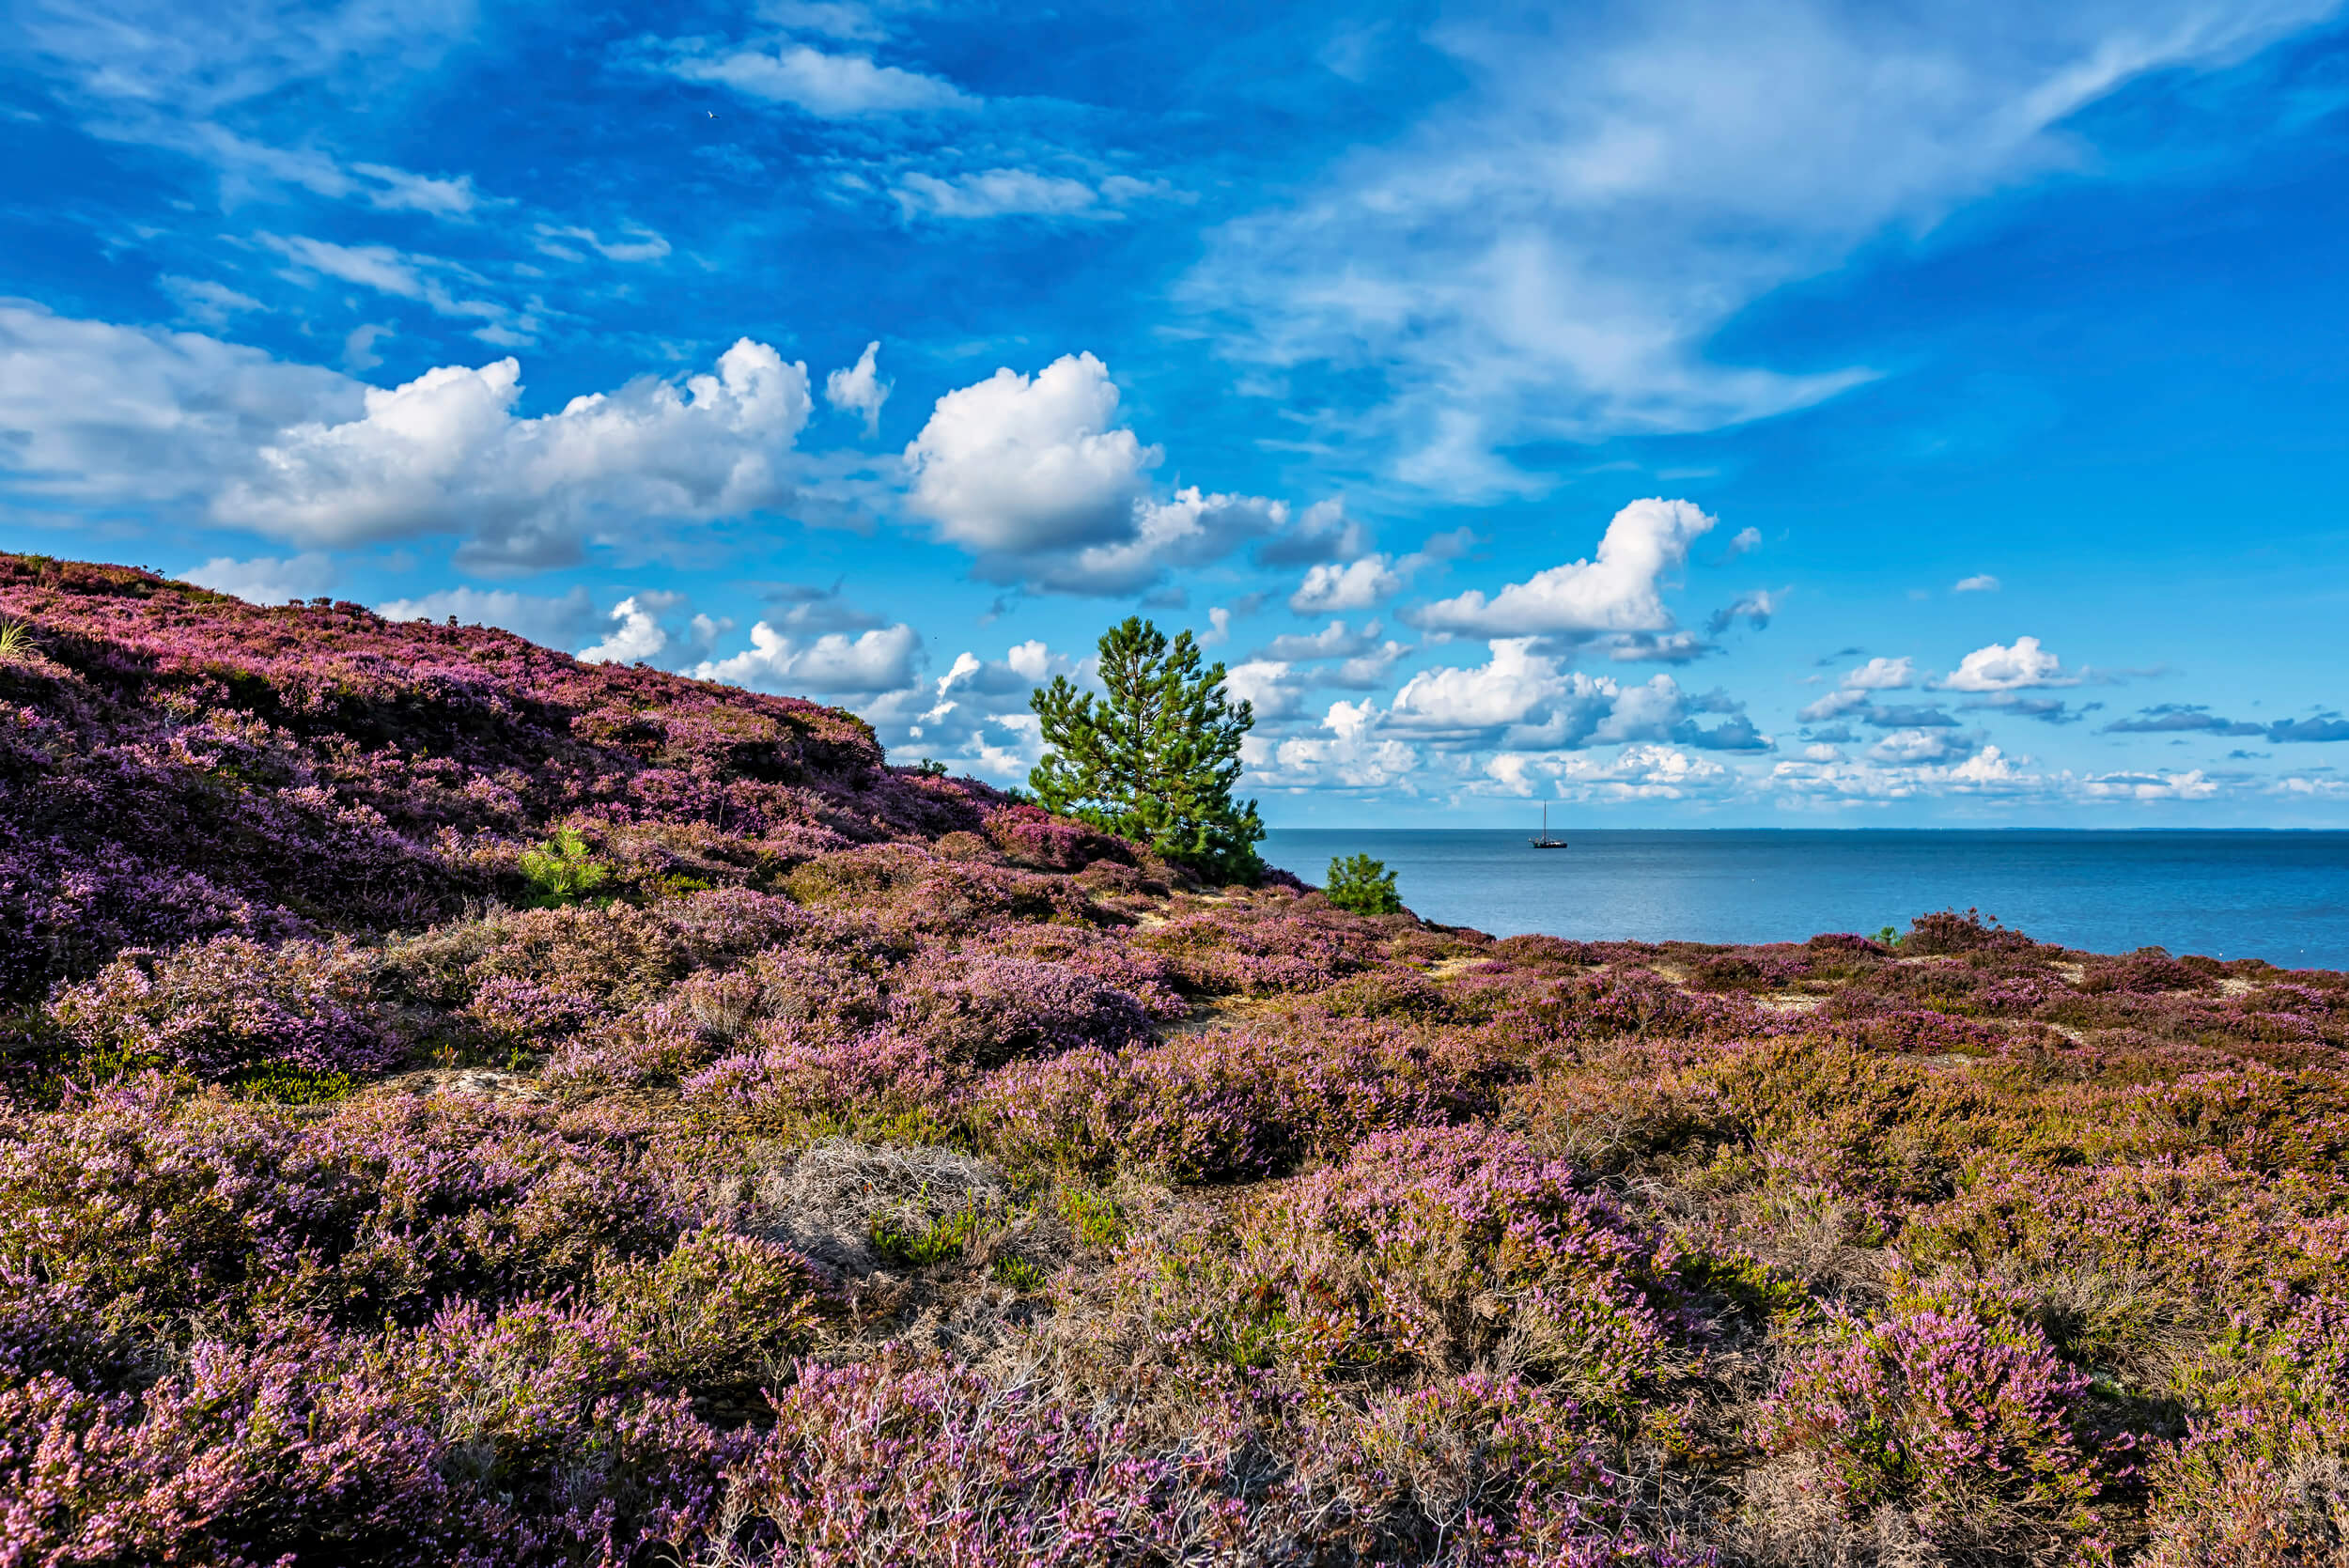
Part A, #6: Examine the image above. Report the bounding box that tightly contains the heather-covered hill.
[0,552,1019,1003]
[3,551,2348,1566]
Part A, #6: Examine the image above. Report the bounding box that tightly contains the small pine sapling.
[518,826,612,907]
[1324,853,1402,916]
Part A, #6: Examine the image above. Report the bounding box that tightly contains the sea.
[1259,830,2349,970]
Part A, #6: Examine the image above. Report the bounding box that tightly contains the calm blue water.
[1261,831,2349,970]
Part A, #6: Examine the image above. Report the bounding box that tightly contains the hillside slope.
[0,553,1013,1002]
[1,551,2347,1566]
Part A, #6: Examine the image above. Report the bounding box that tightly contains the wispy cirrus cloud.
[653,36,973,117]
[1188,0,2339,493]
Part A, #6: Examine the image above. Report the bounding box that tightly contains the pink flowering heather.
[1758,1303,2127,1547]
[981,801,1128,870]
[887,953,1157,1064]
[1113,1126,1693,1414]
[972,1018,1489,1180]
[681,1024,959,1131]
[2141,1292,2349,1564]
[47,933,401,1079]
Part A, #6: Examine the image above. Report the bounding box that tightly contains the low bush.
[1113,1126,1695,1413]
[1323,852,1403,916]
[48,935,402,1080]
[1757,1298,2134,1553]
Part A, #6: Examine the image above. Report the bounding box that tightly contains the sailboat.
[1530,803,1568,849]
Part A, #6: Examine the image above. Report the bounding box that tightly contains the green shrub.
[1057,1187,1127,1251]
[1323,853,1402,916]
[518,827,611,907]
[870,1203,984,1267]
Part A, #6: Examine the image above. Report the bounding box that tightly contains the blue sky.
[2,0,2346,827]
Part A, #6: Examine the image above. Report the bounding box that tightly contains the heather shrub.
[2144,1293,2349,1566]
[592,1225,834,1400]
[1119,1126,1692,1408]
[1903,906,2042,956]
[0,1085,684,1342]
[1134,906,1383,995]
[1490,934,1612,971]
[708,1358,1219,1565]
[2149,1064,2349,1174]
[386,901,689,1011]
[1504,1046,1733,1175]
[47,934,403,1080]
[703,1358,1713,1567]
[1837,955,1987,1007]
[465,972,608,1048]
[0,1328,507,1567]
[1287,1372,1712,1567]
[1311,965,1454,1020]
[561,942,899,1087]
[681,1027,959,1140]
[540,1003,715,1091]
[1691,1035,1994,1201]
[933,829,994,862]
[1823,994,2018,1056]
[887,954,1155,1065]
[652,886,829,966]
[386,888,819,1025]
[2079,947,2207,995]
[1905,1152,2349,1372]
[974,1020,1487,1181]
[982,802,1127,870]
[782,844,1099,935]
[1755,1300,2132,1553]
[391,1296,739,1553]
[1492,967,1750,1048]
[1686,946,1812,993]
[966,924,1190,1019]
[1388,922,1484,956]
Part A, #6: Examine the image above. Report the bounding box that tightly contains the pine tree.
[1028,616,1265,883]
[1323,853,1401,915]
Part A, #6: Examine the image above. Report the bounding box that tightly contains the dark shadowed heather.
[2,552,2346,1565]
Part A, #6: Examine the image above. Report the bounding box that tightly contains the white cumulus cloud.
[1843,656,1916,690]
[2077,768,2219,801]
[0,304,815,571]
[891,169,1174,222]
[905,352,1158,554]
[1253,700,1424,791]
[578,596,676,664]
[695,622,925,695]
[1415,498,1714,637]
[903,352,1281,594]
[1290,556,1403,613]
[1937,635,2080,692]
[0,302,356,512]
[223,339,812,568]
[1486,744,1735,801]
[1028,489,1283,596]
